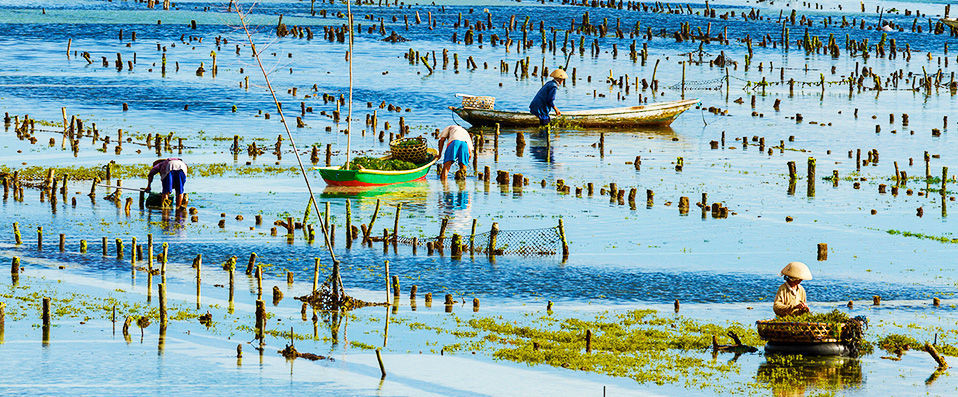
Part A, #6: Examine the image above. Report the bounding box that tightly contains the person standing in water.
[436,125,474,182]
[529,69,568,125]
[146,158,189,210]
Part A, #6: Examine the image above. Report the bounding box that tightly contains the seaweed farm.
[3,0,958,394]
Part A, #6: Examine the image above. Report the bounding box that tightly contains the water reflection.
[438,182,470,223]
[756,355,863,396]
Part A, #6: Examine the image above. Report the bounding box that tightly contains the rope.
[234,4,337,267]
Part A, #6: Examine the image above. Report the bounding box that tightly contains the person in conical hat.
[773,262,812,317]
[528,68,567,126]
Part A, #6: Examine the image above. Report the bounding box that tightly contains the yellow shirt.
[773,282,807,317]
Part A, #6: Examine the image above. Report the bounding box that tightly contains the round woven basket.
[756,320,844,343]
[461,95,495,110]
[389,137,429,164]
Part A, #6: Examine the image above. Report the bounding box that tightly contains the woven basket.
[390,137,429,164]
[461,95,495,110]
[756,320,844,343]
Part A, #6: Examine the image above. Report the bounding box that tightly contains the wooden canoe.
[316,148,438,187]
[450,99,700,128]
[943,18,958,29]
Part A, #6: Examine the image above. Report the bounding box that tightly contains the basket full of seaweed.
[389,136,429,164]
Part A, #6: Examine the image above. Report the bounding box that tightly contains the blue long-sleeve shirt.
[529,80,559,122]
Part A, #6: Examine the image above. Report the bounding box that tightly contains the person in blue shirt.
[529,69,567,125]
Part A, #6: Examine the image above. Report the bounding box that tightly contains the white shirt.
[150,158,188,179]
[438,125,474,153]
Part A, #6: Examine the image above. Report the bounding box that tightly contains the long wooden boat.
[315,148,438,187]
[450,99,700,128]
[943,18,958,29]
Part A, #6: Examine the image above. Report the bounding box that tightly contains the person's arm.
[437,137,446,157]
[146,167,158,190]
[547,83,559,116]
[772,286,790,317]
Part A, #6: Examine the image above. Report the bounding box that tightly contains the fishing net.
[472,226,562,255]
[390,226,562,256]
[667,75,726,90]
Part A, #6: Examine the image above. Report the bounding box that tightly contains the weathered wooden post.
[807,157,816,197]
[487,222,499,257]
[558,219,569,259]
[159,283,168,328]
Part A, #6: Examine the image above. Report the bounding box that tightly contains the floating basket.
[461,95,495,110]
[389,136,429,164]
[756,320,844,343]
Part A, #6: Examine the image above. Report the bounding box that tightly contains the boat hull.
[451,99,700,128]
[316,149,438,187]
[764,342,849,356]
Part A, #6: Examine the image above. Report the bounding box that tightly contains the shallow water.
[3,0,958,394]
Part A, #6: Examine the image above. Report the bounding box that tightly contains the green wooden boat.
[315,148,439,187]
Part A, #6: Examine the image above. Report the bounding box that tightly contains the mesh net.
[473,227,561,255]
[391,226,562,256]
[667,75,726,90]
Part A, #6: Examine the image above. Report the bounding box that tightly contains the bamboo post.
[255,299,266,340]
[58,233,65,252]
[42,297,51,328]
[375,349,387,379]
[488,223,499,257]
[438,217,449,245]
[147,234,153,271]
[13,223,20,245]
[469,219,477,254]
[159,283,167,328]
[161,243,168,283]
[102,237,107,256]
[364,199,381,243]
[246,252,257,275]
[193,254,202,309]
[558,219,569,259]
[37,226,42,250]
[392,203,401,242]
[384,260,391,304]
[925,342,949,369]
[254,265,265,300]
[312,258,320,292]
[391,275,400,298]
[116,238,123,260]
[228,257,236,305]
[345,199,353,248]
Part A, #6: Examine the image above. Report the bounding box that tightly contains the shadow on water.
[756,355,863,397]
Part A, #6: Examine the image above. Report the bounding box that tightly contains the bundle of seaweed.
[346,157,417,171]
[772,309,850,323]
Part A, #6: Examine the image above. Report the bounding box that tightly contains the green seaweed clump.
[346,157,417,171]
[464,309,761,392]
[773,309,850,323]
[876,334,920,353]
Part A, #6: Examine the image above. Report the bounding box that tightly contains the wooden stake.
[375,349,387,379]
[925,342,949,369]
[159,283,168,327]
